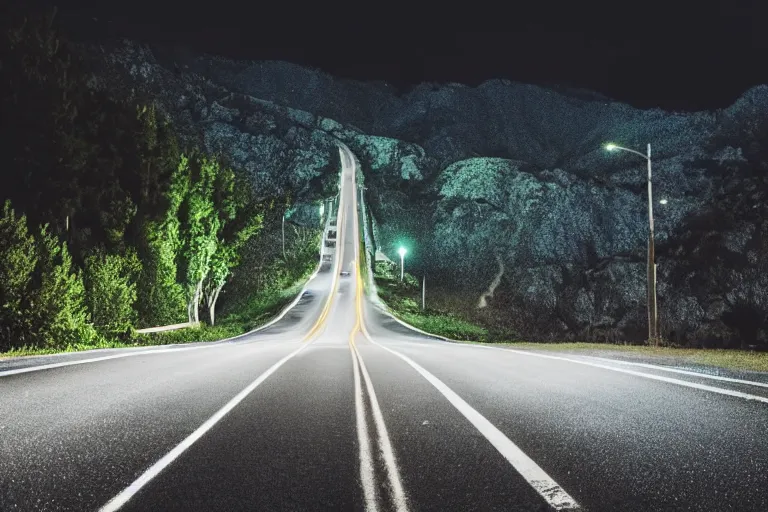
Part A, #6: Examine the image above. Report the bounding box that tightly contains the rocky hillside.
[77,39,768,347]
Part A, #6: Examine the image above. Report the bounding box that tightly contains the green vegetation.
[84,249,141,338]
[373,261,490,341]
[692,350,768,373]
[0,8,322,357]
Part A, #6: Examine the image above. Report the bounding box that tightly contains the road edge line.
[0,346,217,378]
[366,306,768,392]
[419,343,768,404]
[489,348,768,405]
[98,341,312,512]
[579,355,768,389]
[222,260,323,341]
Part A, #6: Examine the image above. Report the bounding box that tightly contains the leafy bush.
[84,249,141,337]
[30,226,96,348]
[0,201,37,351]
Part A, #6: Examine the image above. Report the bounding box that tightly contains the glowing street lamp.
[398,246,407,281]
[604,142,659,346]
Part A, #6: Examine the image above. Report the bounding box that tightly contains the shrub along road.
[2,148,767,511]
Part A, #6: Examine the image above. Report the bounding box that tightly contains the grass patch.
[398,310,489,341]
[373,261,490,342]
[690,349,768,373]
[489,342,669,351]
[1,338,139,358]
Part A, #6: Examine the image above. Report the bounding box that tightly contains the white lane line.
[457,345,768,405]
[580,356,768,389]
[361,333,581,511]
[352,340,409,512]
[351,334,379,512]
[0,346,216,378]
[99,341,311,512]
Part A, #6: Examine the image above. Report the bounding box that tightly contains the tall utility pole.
[605,142,658,346]
[422,276,426,310]
[282,211,286,260]
[646,143,658,347]
[398,247,407,281]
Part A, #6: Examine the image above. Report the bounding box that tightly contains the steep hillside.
[77,39,768,347]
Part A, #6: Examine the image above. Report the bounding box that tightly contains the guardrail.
[353,152,377,292]
[135,322,197,334]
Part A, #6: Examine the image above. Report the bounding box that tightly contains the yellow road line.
[302,170,347,342]
[350,258,364,346]
[350,159,363,345]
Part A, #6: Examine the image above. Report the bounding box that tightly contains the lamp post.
[398,246,407,281]
[605,142,658,346]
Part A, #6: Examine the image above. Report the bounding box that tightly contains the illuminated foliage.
[84,249,141,337]
[203,168,264,325]
[29,225,96,348]
[0,202,37,351]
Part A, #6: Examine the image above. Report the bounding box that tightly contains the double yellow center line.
[302,172,348,342]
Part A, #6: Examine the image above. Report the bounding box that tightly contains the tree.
[0,201,37,350]
[1,7,84,229]
[30,226,96,348]
[136,154,189,327]
[203,168,263,325]
[84,249,141,337]
[180,156,221,324]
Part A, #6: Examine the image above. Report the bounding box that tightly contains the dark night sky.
[24,0,768,111]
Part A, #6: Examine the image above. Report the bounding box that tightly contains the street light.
[605,142,659,346]
[358,185,367,210]
[398,246,407,281]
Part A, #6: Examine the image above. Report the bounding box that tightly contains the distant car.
[302,290,314,298]
[340,271,350,277]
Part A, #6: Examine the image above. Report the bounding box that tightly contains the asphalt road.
[2,146,767,511]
